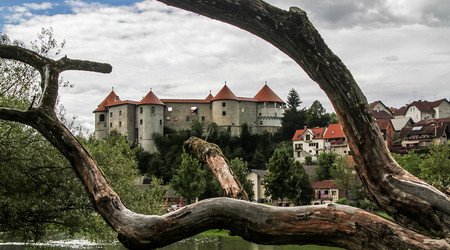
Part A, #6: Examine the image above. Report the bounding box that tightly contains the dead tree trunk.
[156,0,450,236]
[1,0,449,248]
[184,136,249,200]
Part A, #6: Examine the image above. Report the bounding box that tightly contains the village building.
[375,119,395,150]
[398,118,449,150]
[247,169,269,203]
[392,99,450,122]
[292,123,350,162]
[311,180,345,205]
[94,84,285,153]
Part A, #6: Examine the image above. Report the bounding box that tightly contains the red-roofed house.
[292,127,326,162]
[94,84,285,152]
[404,99,450,122]
[323,123,350,156]
[376,119,394,150]
[311,180,345,205]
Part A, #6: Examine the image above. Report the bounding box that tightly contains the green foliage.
[304,156,313,165]
[170,151,207,203]
[393,144,449,192]
[286,88,302,111]
[359,198,379,211]
[190,119,204,137]
[263,144,314,205]
[316,152,339,181]
[230,157,255,201]
[305,100,331,128]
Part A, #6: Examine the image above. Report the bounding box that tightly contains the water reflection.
[0,236,342,250]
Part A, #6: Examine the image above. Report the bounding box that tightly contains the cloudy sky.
[1,0,449,133]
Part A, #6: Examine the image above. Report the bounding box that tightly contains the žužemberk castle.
[94,84,285,153]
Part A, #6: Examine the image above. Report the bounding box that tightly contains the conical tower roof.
[212,84,238,101]
[138,90,164,105]
[205,92,214,102]
[94,90,120,112]
[254,84,284,103]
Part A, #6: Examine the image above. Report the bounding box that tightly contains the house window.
[222,102,226,107]
[140,107,143,114]
[151,106,155,113]
[306,134,310,141]
[222,111,226,116]
[160,119,162,125]
[110,112,113,117]
[168,107,173,112]
[119,110,122,116]
[140,119,143,125]
[99,114,105,122]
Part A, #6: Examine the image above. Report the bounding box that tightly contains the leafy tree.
[280,89,306,140]
[393,144,449,192]
[286,88,302,111]
[330,155,364,201]
[190,119,204,137]
[230,157,255,201]
[170,151,207,203]
[329,112,339,124]
[263,144,313,205]
[316,152,339,181]
[305,100,330,128]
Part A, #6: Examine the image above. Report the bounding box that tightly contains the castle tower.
[211,84,240,136]
[93,90,120,140]
[254,84,285,133]
[136,90,165,153]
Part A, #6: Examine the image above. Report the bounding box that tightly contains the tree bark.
[1,1,450,248]
[184,136,248,200]
[157,0,450,236]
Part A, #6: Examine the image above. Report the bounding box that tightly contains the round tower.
[211,84,240,136]
[93,90,120,140]
[136,90,165,153]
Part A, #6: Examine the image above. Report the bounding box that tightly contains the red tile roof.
[161,99,210,104]
[292,127,326,141]
[138,91,164,105]
[107,100,138,107]
[376,119,392,130]
[212,85,238,101]
[323,123,345,139]
[408,99,448,114]
[254,84,285,103]
[205,93,214,102]
[311,180,338,189]
[94,90,120,112]
[393,105,407,116]
[372,110,393,120]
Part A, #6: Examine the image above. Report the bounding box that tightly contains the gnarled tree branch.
[156,0,450,236]
[1,1,450,249]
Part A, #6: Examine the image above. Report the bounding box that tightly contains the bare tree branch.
[156,0,450,235]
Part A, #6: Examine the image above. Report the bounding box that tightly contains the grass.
[377,211,394,221]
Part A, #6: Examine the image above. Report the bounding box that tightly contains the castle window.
[110,112,113,117]
[140,107,143,114]
[110,123,112,127]
[259,113,261,117]
[151,106,155,113]
[201,116,205,121]
[222,102,226,107]
[119,121,122,127]
[140,119,143,125]
[119,110,122,116]
[186,116,190,121]
[99,114,105,122]
[160,119,162,125]
[259,120,263,125]
[222,111,226,116]
[168,107,173,112]
[191,107,198,115]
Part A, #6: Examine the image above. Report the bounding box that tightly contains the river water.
[0,236,342,249]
